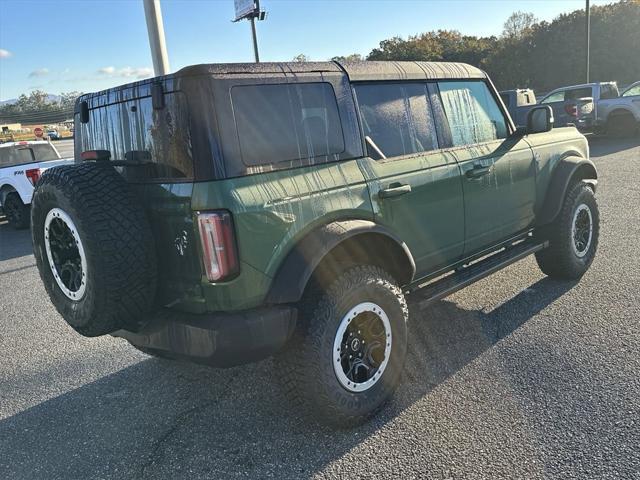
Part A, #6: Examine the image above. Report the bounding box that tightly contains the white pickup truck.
[0,141,73,229]
[539,81,640,136]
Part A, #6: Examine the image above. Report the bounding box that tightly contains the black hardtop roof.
[176,60,486,81]
[77,60,486,105]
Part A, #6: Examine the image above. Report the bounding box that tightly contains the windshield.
[0,143,60,167]
[622,83,640,97]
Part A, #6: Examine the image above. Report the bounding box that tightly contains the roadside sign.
[34,127,44,138]
[234,0,256,21]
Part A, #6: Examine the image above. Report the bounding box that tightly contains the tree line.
[302,0,640,92]
[0,90,81,124]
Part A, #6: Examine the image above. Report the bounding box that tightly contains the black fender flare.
[266,219,416,304]
[536,156,598,226]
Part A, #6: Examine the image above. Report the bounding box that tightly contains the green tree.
[331,54,364,62]
[59,91,83,110]
[502,11,538,38]
[15,90,56,112]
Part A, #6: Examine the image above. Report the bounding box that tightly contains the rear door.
[75,89,203,308]
[437,80,537,256]
[353,82,465,276]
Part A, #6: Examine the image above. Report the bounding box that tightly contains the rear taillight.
[197,211,239,282]
[81,150,111,161]
[564,103,578,117]
[25,168,41,186]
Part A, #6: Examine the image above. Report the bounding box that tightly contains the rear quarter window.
[229,82,346,173]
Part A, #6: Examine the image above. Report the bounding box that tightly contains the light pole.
[233,0,267,63]
[586,0,591,83]
[250,10,260,63]
[143,0,170,76]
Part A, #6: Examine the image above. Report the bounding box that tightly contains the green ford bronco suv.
[31,61,599,425]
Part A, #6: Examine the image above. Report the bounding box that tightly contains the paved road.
[1,137,639,479]
[53,138,74,159]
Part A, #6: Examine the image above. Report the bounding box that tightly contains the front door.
[354,82,465,276]
[437,81,537,256]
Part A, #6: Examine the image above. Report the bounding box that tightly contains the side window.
[438,81,508,146]
[30,143,60,161]
[599,84,619,100]
[354,83,438,159]
[542,91,565,104]
[230,82,345,168]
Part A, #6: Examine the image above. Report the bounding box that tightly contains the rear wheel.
[4,193,30,229]
[535,181,599,279]
[277,265,408,426]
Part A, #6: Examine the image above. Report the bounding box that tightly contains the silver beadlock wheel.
[571,203,593,258]
[44,208,87,301]
[332,301,392,393]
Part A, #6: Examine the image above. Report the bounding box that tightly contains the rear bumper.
[113,305,297,368]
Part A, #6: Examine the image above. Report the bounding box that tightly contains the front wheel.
[276,265,408,426]
[535,181,599,279]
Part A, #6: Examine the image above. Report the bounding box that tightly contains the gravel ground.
[0,136,639,480]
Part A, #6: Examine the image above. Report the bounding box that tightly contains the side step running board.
[411,240,548,309]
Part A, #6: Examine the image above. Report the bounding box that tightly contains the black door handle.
[465,165,492,179]
[378,183,412,199]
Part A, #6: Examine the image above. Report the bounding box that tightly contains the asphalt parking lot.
[1,136,639,479]
[53,138,74,159]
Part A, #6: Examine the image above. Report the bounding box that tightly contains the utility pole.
[586,0,591,83]
[143,0,170,76]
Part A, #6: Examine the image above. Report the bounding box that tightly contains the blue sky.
[0,0,614,101]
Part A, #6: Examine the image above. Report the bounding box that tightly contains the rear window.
[230,82,345,169]
[0,143,60,167]
[565,87,593,101]
[77,92,192,181]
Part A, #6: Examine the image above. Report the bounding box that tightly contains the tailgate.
[129,182,204,312]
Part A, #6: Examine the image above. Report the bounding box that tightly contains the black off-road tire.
[276,265,408,427]
[31,163,157,337]
[4,193,30,229]
[535,181,599,280]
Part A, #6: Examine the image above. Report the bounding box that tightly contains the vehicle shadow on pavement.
[588,135,640,157]
[0,220,33,262]
[0,277,575,480]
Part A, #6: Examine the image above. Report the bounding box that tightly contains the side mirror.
[527,105,554,134]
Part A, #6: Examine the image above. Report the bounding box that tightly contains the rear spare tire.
[31,163,157,337]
